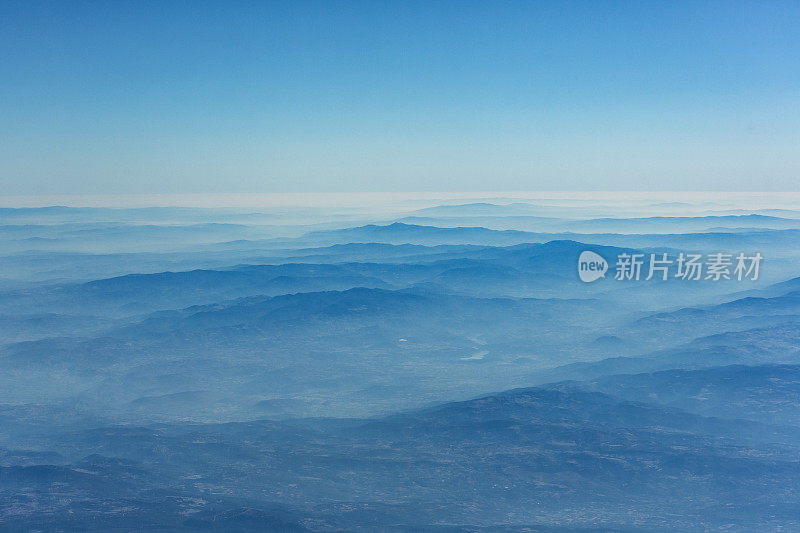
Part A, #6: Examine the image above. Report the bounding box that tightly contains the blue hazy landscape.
[3,1,800,531]
[2,193,800,531]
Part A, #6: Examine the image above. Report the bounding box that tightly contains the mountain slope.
[7,386,800,532]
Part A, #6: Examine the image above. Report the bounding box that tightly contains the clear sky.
[1,1,798,195]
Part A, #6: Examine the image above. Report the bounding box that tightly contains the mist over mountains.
[3,196,800,531]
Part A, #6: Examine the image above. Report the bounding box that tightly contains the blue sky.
[1,1,798,194]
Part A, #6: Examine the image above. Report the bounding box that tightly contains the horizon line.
[3,191,800,209]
